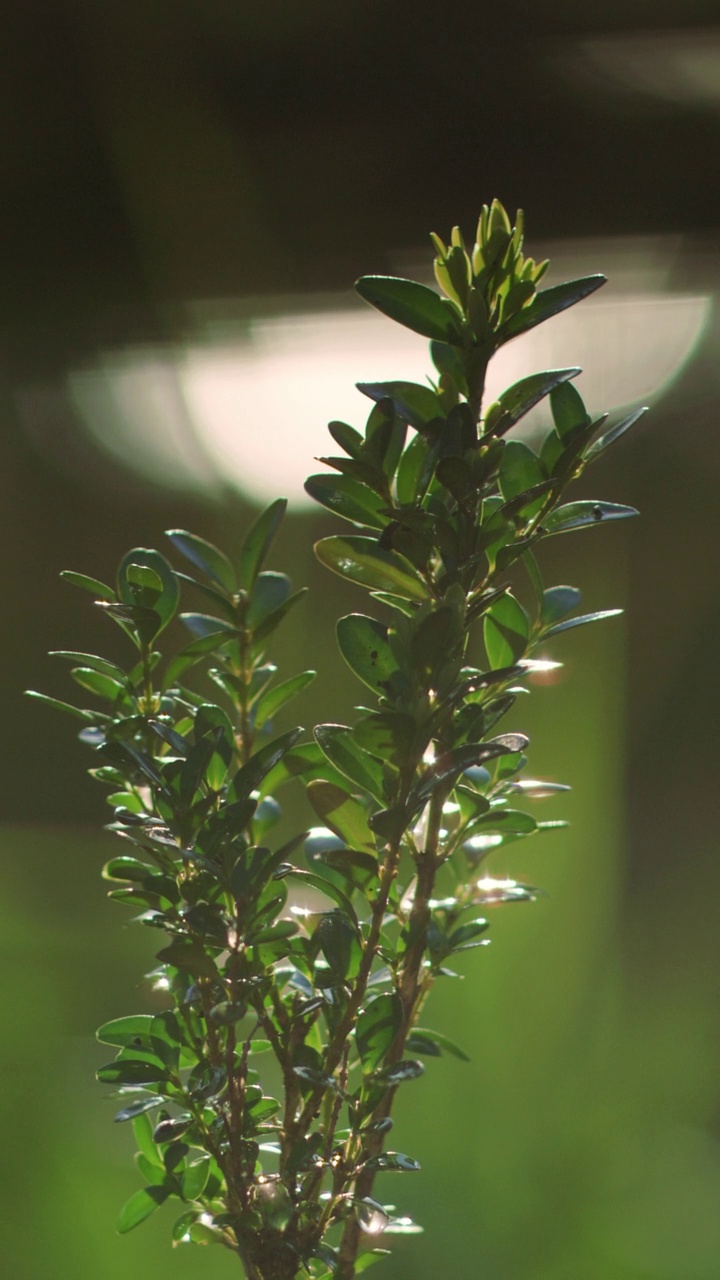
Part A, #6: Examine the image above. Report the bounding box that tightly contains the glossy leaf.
[118,1185,170,1233]
[540,585,581,625]
[500,274,606,340]
[165,529,236,592]
[114,1097,167,1123]
[355,275,464,343]
[315,536,429,601]
[363,1152,421,1173]
[353,712,416,768]
[181,1155,211,1201]
[60,570,116,600]
[484,368,580,438]
[253,670,316,729]
[336,613,402,696]
[97,1059,169,1085]
[314,724,385,801]
[238,498,287,590]
[25,691,97,722]
[97,1015,155,1048]
[356,993,403,1073]
[549,380,589,440]
[306,780,376,853]
[304,473,386,529]
[229,727,304,802]
[117,549,179,638]
[484,592,530,668]
[396,432,435,504]
[542,500,639,536]
[406,1027,470,1061]
[315,911,362,979]
[356,381,444,432]
[498,440,543,502]
[542,608,623,638]
[584,405,648,462]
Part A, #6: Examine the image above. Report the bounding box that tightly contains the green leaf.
[304,473,386,529]
[363,1152,421,1173]
[329,420,364,458]
[229,727,304,802]
[314,724,385,801]
[500,275,606,341]
[471,808,537,835]
[181,612,236,639]
[133,1110,163,1167]
[550,381,589,440]
[181,1155,211,1201]
[118,1185,170,1233]
[261,740,351,795]
[354,1249,393,1271]
[253,588,308,644]
[396,433,435,504]
[114,1097,167,1123]
[238,498,287,590]
[155,940,219,979]
[166,530,237,593]
[315,536,429,601]
[353,712,416,768]
[356,993,403,1072]
[314,911,362,979]
[319,847,379,893]
[253,670,316,729]
[60,570,116,600]
[97,1059,169,1085]
[483,592,530,668]
[584,406,648,462]
[542,608,623,638]
[355,276,464,344]
[25,691,97,722]
[542,500,639,536]
[71,667,125,701]
[413,737,528,806]
[336,613,402,696]
[484,368,580,438]
[51,651,129,682]
[375,1059,424,1085]
[247,571,291,627]
[406,1027,470,1061]
[97,1015,155,1048]
[288,869,359,925]
[498,441,544,502]
[306,780,376,853]
[356,381,444,432]
[117,549,180,639]
[540,585,581,625]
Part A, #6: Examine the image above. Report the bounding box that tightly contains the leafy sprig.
[31,201,644,1280]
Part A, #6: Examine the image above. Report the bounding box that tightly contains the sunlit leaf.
[355,276,464,343]
[542,500,639,536]
[315,536,430,601]
[500,274,606,341]
[306,780,376,853]
[356,993,403,1073]
[117,1185,170,1233]
[483,592,530,668]
[542,608,623,638]
[336,613,403,696]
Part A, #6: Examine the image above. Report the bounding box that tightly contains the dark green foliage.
[32,201,641,1280]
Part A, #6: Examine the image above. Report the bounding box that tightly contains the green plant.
[30,201,644,1280]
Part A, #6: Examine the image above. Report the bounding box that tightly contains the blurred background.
[1,2,719,1277]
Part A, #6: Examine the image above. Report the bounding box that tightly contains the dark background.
[1,4,719,1278]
